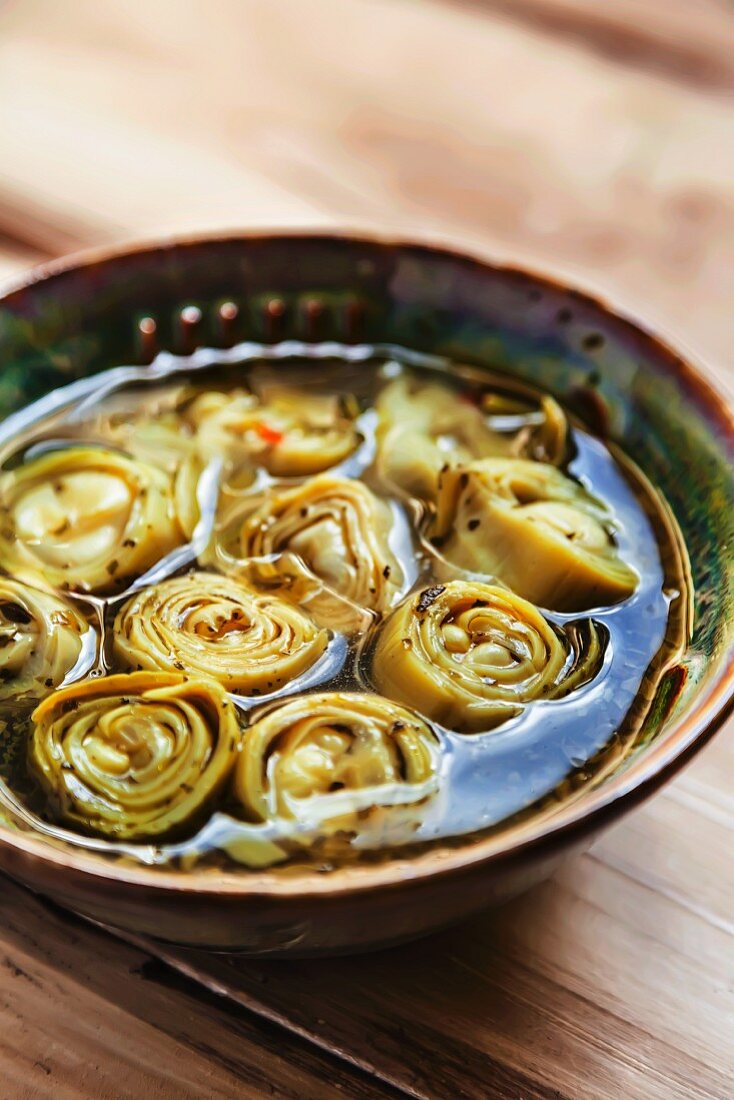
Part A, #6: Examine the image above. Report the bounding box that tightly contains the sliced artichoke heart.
[374,375,512,501]
[238,475,403,619]
[374,376,569,501]
[234,691,439,835]
[0,577,90,702]
[0,447,183,593]
[29,671,241,839]
[188,386,360,477]
[114,571,328,694]
[432,458,637,611]
[373,580,578,732]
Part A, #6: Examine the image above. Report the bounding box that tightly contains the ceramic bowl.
[0,232,731,954]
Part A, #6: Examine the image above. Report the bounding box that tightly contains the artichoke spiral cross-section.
[114,572,328,695]
[0,577,91,703]
[239,475,403,618]
[234,692,440,834]
[29,672,241,840]
[187,387,361,477]
[0,447,184,593]
[431,458,637,611]
[373,580,602,733]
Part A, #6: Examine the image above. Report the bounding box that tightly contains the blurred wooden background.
[0,2,731,1097]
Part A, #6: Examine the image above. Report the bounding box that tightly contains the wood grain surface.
[0,2,731,1097]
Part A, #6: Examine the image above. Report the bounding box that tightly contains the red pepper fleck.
[255,422,284,446]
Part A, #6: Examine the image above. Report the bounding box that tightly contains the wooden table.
[0,2,731,1096]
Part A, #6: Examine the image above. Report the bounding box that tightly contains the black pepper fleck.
[416,585,445,613]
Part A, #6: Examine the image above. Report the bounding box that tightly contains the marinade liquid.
[0,344,689,872]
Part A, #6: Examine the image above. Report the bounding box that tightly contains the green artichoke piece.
[373,579,602,732]
[114,571,327,694]
[0,447,184,593]
[374,375,569,501]
[29,671,241,840]
[0,577,90,703]
[432,458,637,611]
[238,475,403,626]
[234,691,439,835]
[187,386,361,477]
[374,375,512,500]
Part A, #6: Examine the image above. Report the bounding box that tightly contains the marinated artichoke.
[109,410,205,540]
[432,458,637,611]
[114,571,328,695]
[373,580,602,732]
[239,475,403,618]
[0,447,184,593]
[0,578,90,702]
[374,376,569,501]
[187,386,361,477]
[29,672,241,839]
[234,691,439,833]
[374,375,512,500]
[480,391,568,466]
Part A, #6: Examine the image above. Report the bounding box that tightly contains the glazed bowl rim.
[0,227,732,900]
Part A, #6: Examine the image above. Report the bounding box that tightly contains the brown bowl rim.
[0,227,732,900]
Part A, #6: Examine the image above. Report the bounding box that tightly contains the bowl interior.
[0,232,731,886]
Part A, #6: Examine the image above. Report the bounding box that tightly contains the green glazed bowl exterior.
[0,232,731,954]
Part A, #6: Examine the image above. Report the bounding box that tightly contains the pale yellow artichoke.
[530,395,568,466]
[238,475,403,621]
[0,577,91,702]
[29,671,241,839]
[234,691,439,834]
[186,386,361,477]
[0,447,184,593]
[114,571,328,695]
[431,458,637,611]
[120,411,198,472]
[374,376,569,501]
[374,375,512,500]
[372,580,579,732]
[480,391,568,466]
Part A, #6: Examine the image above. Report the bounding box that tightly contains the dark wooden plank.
[0,877,405,1099]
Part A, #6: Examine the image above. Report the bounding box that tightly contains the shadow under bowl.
[0,231,731,954]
